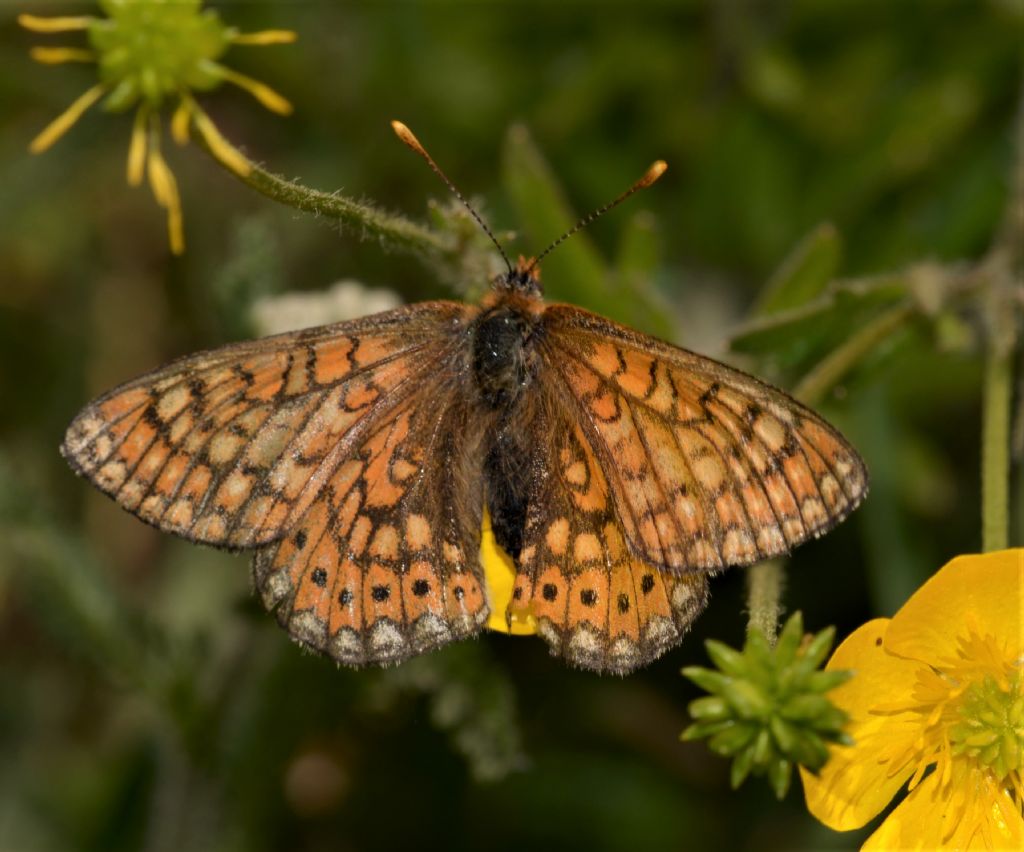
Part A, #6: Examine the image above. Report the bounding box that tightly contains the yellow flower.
[20,0,295,254]
[801,549,1024,850]
[480,509,537,636]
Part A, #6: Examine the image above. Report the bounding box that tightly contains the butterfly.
[61,122,868,675]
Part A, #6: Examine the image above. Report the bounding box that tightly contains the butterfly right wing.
[252,362,492,667]
[542,305,868,572]
[61,302,472,550]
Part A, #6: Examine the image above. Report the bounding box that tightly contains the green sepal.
[681,665,733,695]
[710,723,757,756]
[688,696,732,721]
[730,747,756,790]
[704,639,750,679]
[768,757,793,800]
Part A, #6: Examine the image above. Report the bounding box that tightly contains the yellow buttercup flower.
[801,549,1024,850]
[480,509,537,636]
[20,0,295,254]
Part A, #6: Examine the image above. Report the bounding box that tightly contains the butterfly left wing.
[252,360,492,667]
[61,303,470,549]
[542,305,868,572]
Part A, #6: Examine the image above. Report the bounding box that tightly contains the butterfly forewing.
[542,305,868,572]
[61,302,472,549]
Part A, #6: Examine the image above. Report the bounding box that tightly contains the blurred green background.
[2,1,1021,850]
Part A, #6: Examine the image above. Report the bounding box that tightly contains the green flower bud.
[681,612,853,800]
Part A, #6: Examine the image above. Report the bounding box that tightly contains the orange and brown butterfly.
[61,121,868,675]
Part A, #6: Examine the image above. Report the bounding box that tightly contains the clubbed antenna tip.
[640,160,668,188]
[526,158,669,274]
[391,120,427,158]
[391,119,513,275]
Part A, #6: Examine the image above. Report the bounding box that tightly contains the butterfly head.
[494,255,543,299]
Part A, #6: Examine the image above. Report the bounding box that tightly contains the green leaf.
[612,210,676,339]
[729,273,909,375]
[501,124,622,322]
[754,223,842,316]
[503,124,671,333]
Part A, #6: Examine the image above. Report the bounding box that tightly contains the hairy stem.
[747,560,784,644]
[197,142,452,260]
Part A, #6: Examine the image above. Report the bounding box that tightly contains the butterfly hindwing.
[252,365,492,666]
[61,302,472,549]
[543,305,868,572]
[509,410,708,674]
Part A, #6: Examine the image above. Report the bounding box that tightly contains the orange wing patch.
[544,304,868,572]
[62,303,474,550]
[509,412,709,674]
[252,380,490,667]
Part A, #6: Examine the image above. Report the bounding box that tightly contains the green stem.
[747,559,784,644]
[982,339,1012,551]
[197,143,453,260]
[793,302,916,406]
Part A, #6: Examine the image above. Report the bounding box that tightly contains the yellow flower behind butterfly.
[20,0,295,254]
[801,550,1024,850]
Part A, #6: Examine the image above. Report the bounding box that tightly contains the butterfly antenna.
[391,120,513,276]
[525,160,668,275]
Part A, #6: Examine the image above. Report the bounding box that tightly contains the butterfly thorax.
[473,273,544,409]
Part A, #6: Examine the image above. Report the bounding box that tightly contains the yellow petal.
[216,65,293,115]
[29,84,105,154]
[800,618,923,831]
[863,762,1024,851]
[481,509,536,636]
[170,100,191,146]
[231,30,298,45]
[29,47,94,64]
[126,106,148,186]
[18,14,93,32]
[885,549,1024,667]
[147,139,185,255]
[190,104,252,177]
